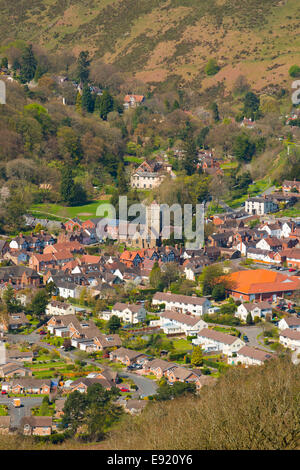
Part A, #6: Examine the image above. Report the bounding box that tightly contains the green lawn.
[30,199,110,221]
[220,162,238,170]
[172,338,193,352]
[0,405,8,416]
[226,178,272,208]
[275,201,300,218]
[124,155,144,164]
[29,361,67,369]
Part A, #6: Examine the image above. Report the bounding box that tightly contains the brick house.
[21,416,52,436]
[109,347,148,366]
[9,379,51,394]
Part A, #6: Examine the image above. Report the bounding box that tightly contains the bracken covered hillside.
[103,357,300,450]
[1,0,300,90]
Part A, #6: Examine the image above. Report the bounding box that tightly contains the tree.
[155,381,196,401]
[182,140,198,176]
[243,92,260,120]
[69,183,87,206]
[205,59,220,76]
[61,390,89,433]
[233,134,256,162]
[161,263,180,289]
[60,166,75,204]
[246,312,253,325]
[196,127,210,149]
[75,91,82,113]
[98,90,114,120]
[57,127,83,163]
[212,284,226,301]
[3,285,21,313]
[172,100,180,110]
[233,75,250,94]
[81,84,94,113]
[211,102,220,122]
[149,261,162,289]
[289,65,300,78]
[200,264,229,296]
[4,190,31,233]
[30,289,49,316]
[191,346,203,367]
[107,315,121,333]
[20,44,37,83]
[117,161,128,194]
[1,57,8,68]
[76,51,90,85]
[61,384,121,440]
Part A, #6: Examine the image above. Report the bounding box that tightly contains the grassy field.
[226,178,272,209]
[30,200,110,221]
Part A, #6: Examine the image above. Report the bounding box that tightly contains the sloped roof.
[226,269,300,295]
[237,346,274,362]
[280,328,300,340]
[198,328,241,345]
[153,292,208,306]
[160,310,204,327]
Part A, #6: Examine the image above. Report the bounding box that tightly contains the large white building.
[235,301,272,322]
[192,328,245,356]
[158,310,208,336]
[152,292,211,316]
[111,303,146,324]
[229,346,274,366]
[279,328,300,350]
[278,317,300,331]
[245,197,278,215]
[45,301,76,316]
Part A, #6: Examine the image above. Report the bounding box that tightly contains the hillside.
[103,357,300,450]
[1,0,300,91]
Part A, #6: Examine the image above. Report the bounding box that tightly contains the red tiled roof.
[226,269,300,295]
[80,255,102,264]
[124,94,144,103]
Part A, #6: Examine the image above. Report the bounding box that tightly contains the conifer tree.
[20,44,37,82]
[81,84,94,113]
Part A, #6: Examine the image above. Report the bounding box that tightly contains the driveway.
[119,371,158,398]
[236,326,273,352]
[0,397,43,429]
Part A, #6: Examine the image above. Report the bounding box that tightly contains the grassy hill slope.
[1,0,300,90]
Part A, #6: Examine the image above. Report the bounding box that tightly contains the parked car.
[1,390,7,395]
[288,268,296,272]
[39,330,46,335]
[243,336,249,342]
[120,387,130,392]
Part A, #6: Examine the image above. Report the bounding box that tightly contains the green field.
[226,178,272,209]
[30,200,111,221]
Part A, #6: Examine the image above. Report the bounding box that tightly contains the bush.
[289,65,300,78]
[205,59,220,76]
[168,351,186,361]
